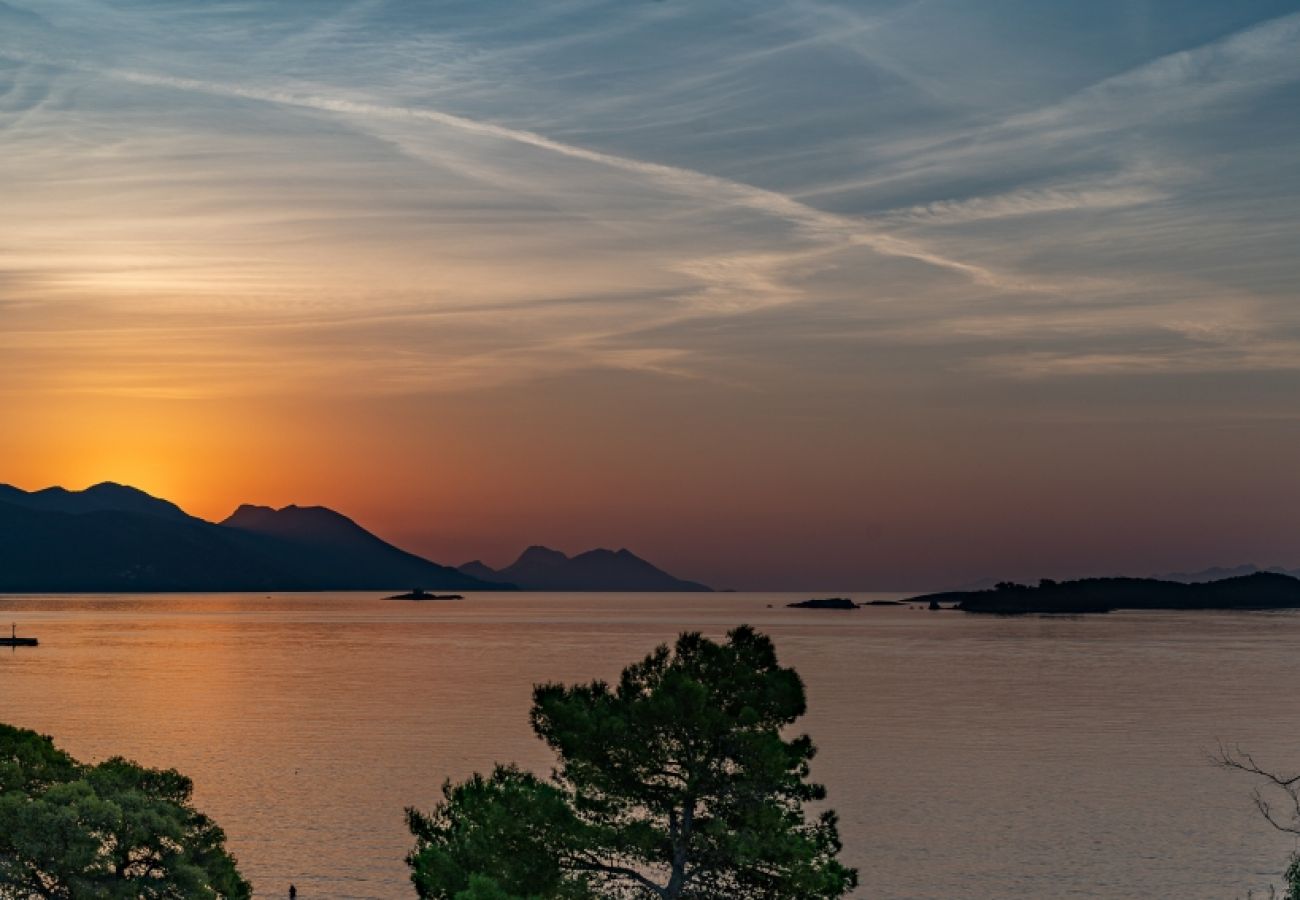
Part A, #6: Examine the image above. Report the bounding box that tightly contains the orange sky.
[4,3,1300,589]
[5,373,1300,590]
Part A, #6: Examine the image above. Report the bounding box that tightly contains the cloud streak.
[2,0,1299,397]
[95,66,1028,292]
[887,186,1167,226]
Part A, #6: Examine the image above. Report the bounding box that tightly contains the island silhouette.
[0,482,709,593]
[912,572,1300,614]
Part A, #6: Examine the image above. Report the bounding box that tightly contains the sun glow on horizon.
[3,2,1300,587]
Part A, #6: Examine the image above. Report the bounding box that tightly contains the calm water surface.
[1,592,1297,898]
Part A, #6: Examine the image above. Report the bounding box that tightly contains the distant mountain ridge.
[0,483,494,593]
[0,498,287,593]
[0,481,190,522]
[1154,563,1300,583]
[218,503,496,591]
[456,560,500,583]
[0,483,708,594]
[461,545,711,592]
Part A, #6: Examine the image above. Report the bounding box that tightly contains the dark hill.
[224,503,378,546]
[1154,564,1300,583]
[218,504,501,591]
[463,545,710,591]
[0,500,287,592]
[0,482,190,522]
[912,572,1300,614]
[0,485,499,592]
[457,560,500,583]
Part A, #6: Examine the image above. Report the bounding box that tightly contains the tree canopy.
[0,723,250,899]
[407,625,857,899]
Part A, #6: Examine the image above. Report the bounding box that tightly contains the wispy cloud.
[796,10,1300,203]
[887,185,1166,226]
[93,67,1025,293]
[1,0,1298,404]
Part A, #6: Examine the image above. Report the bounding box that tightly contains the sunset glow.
[4,2,1300,588]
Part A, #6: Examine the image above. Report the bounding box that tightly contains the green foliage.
[0,723,250,899]
[1283,853,1300,900]
[408,626,857,899]
[406,765,595,900]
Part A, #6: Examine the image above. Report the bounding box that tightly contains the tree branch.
[1215,742,1300,835]
[568,854,667,898]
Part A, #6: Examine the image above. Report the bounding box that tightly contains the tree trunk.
[664,798,695,899]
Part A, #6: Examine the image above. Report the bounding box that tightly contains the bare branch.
[1216,742,1300,836]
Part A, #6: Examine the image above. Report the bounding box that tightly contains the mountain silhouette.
[1153,563,1300,583]
[0,481,190,522]
[456,560,500,583]
[0,500,288,592]
[0,484,499,593]
[461,545,710,591]
[220,504,496,591]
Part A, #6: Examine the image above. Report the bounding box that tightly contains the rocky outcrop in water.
[787,597,858,610]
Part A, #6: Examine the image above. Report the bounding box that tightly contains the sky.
[2,0,1299,590]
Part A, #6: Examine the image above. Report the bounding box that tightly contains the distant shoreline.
[910,572,1300,615]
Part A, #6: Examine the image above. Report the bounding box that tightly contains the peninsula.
[911,572,1300,614]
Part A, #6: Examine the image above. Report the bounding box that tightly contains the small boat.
[1,624,37,647]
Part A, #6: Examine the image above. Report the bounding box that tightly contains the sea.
[1,591,1297,899]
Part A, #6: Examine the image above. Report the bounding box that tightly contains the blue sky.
[3,1,1300,587]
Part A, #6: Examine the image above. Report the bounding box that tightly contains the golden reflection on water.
[2,593,1299,899]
